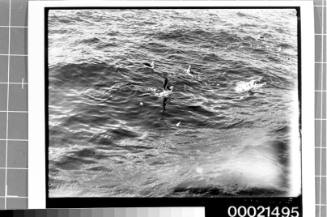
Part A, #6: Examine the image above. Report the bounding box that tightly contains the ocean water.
[48,9,300,197]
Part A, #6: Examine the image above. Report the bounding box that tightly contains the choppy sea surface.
[48,9,300,197]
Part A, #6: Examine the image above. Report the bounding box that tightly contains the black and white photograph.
[47,8,301,198]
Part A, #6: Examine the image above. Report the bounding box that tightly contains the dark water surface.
[48,9,299,197]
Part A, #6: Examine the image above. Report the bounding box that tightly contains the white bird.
[185,65,193,77]
[176,121,181,127]
[156,88,174,98]
[196,167,203,174]
[143,61,155,69]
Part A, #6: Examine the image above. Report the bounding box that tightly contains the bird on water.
[185,65,194,77]
[161,76,174,112]
[143,61,155,69]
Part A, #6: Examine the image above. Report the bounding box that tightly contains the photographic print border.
[45,5,302,209]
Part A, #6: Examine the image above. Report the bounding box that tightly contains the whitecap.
[234,79,266,93]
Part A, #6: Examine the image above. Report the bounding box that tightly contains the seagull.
[186,65,191,73]
[185,65,194,77]
[143,61,155,69]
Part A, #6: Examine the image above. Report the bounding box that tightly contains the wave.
[54,156,96,170]
[50,62,121,86]
[170,186,285,197]
[152,29,242,46]
[79,37,101,44]
[278,43,294,49]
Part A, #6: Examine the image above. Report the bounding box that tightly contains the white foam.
[234,79,266,93]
